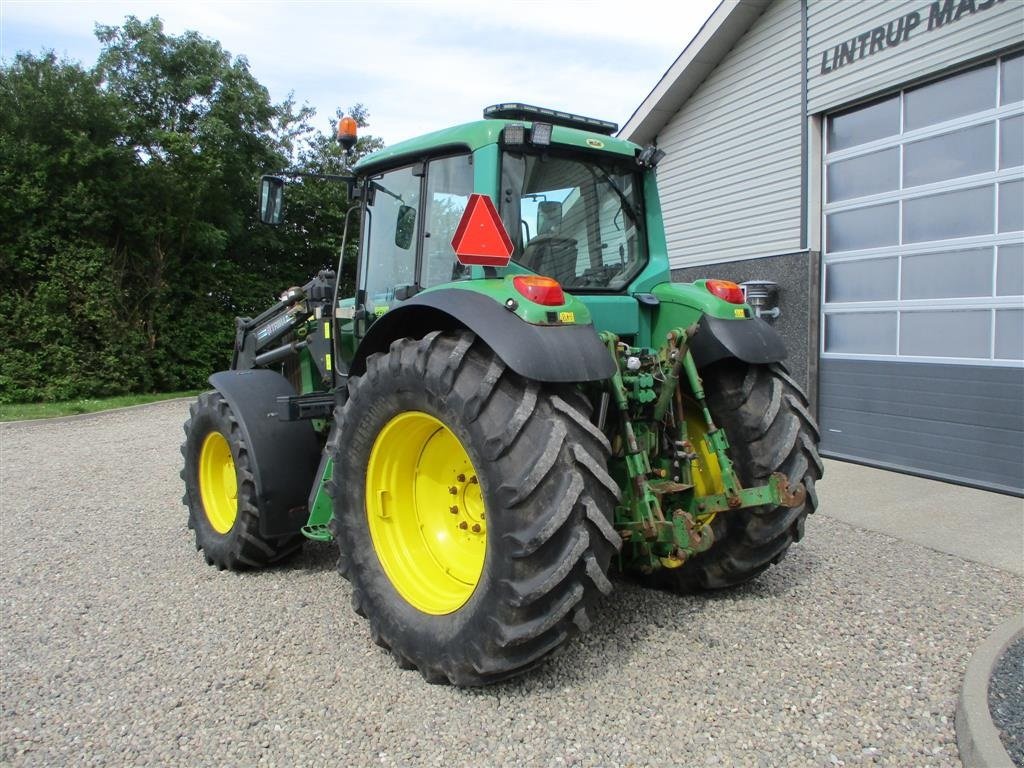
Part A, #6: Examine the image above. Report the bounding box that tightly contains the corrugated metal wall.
[807,0,1023,114]
[655,0,804,269]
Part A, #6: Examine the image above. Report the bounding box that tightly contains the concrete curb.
[956,613,1024,768]
[0,395,196,426]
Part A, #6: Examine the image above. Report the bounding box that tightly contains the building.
[623,0,1024,494]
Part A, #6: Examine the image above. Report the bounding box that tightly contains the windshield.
[500,151,646,290]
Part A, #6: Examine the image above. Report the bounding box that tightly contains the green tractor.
[181,103,822,685]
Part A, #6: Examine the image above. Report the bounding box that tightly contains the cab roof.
[354,118,641,175]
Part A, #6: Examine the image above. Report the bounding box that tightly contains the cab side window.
[422,155,474,288]
[359,165,421,316]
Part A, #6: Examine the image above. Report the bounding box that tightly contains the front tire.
[329,332,621,685]
[658,362,823,592]
[181,392,302,570]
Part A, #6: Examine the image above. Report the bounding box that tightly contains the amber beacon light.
[336,116,358,154]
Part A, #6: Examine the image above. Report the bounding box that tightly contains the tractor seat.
[520,235,578,285]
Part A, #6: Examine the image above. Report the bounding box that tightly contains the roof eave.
[620,0,773,146]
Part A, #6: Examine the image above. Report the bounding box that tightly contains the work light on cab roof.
[483,103,619,135]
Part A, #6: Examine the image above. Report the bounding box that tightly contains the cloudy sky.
[0,0,720,145]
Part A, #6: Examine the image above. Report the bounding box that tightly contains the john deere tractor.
[181,104,822,685]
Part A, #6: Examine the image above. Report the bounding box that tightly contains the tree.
[0,17,383,402]
[0,52,139,399]
[92,16,304,388]
[273,104,386,300]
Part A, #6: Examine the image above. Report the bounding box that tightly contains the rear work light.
[705,279,746,304]
[513,275,565,306]
[483,103,619,136]
[530,121,552,146]
[502,122,525,145]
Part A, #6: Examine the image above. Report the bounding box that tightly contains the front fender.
[208,369,320,538]
[351,289,616,383]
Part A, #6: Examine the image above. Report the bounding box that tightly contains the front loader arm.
[232,270,337,381]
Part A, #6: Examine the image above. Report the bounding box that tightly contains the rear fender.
[208,370,321,538]
[651,281,787,367]
[689,315,788,367]
[350,288,616,383]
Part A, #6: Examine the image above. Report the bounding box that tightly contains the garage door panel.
[819,421,1024,491]
[820,366,1024,414]
[819,358,1024,492]
[821,401,1024,448]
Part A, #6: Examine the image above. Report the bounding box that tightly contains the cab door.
[354,155,473,344]
[356,164,422,330]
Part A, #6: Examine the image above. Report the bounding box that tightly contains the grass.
[0,391,201,422]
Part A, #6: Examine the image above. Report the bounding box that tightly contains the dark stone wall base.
[670,250,820,409]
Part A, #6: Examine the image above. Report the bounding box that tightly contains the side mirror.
[259,175,285,225]
[395,204,416,250]
[537,201,562,235]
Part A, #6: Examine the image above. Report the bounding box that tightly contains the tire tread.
[656,363,822,593]
[330,331,618,685]
[181,391,302,571]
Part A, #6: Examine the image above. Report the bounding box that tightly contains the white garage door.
[819,52,1024,494]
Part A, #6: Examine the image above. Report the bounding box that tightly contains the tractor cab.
[338,104,674,347]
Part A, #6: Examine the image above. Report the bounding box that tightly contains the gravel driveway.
[1,399,1020,767]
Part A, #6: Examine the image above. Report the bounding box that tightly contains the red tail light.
[705,279,745,304]
[513,275,565,306]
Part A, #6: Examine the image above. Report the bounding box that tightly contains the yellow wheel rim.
[660,404,726,570]
[685,404,725,499]
[198,431,238,534]
[366,411,487,615]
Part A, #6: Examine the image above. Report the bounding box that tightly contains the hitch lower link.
[693,471,806,517]
[617,471,805,571]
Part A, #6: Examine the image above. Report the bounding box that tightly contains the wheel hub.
[198,431,238,534]
[366,411,487,615]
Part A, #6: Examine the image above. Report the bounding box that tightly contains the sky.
[0,0,720,146]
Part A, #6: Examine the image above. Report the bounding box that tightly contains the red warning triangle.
[450,193,514,267]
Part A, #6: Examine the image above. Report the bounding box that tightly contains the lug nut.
[471,524,481,533]
[449,486,458,495]
[459,521,468,530]
[457,474,466,482]
[469,476,478,484]
[449,506,459,514]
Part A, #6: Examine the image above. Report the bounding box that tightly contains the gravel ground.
[1,399,1021,767]
[990,635,1024,766]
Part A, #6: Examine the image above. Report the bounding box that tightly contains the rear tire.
[181,391,303,570]
[656,362,823,592]
[328,332,621,685]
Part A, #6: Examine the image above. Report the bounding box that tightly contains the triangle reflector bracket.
[450,194,514,267]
